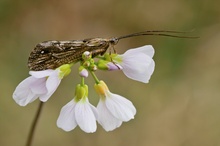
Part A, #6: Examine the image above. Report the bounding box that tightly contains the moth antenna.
[115,30,199,41]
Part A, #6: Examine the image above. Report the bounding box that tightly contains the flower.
[13,64,71,106]
[98,45,155,83]
[57,84,98,133]
[94,81,136,131]
[113,45,155,83]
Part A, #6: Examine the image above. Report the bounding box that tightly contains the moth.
[28,30,197,71]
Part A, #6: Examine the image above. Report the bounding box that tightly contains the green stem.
[90,71,100,84]
[26,101,44,146]
[81,77,85,86]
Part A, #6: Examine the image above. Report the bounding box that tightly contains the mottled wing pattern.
[28,38,110,71]
[28,40,85,71]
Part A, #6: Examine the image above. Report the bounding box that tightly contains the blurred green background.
[1,0,220,146]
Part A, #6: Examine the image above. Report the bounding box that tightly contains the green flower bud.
[82,51,91,60]
[75,84,88,102]
[89,64,97,71]
[97,60,109,70]
[58,64,72,78]
[79,66,88,77]
[83,61,90,68]
[94,80,109,99]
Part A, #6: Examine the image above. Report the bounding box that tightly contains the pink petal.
[79,69,89,77]
[107,62,122,70]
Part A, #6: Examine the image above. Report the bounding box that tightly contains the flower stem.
[26,101,44,146]
[90,71,100,84]
[81,77,85,86]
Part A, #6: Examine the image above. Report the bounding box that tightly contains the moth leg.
[108,45,121,70]
[108,44,117,55]
[112,45,117,54]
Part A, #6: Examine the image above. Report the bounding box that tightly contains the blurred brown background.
[1,0,220,146]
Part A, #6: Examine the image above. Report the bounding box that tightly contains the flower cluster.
[13,45,155,133]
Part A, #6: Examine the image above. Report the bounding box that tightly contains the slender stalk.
[26,101,44,146]
[90,71,100,84]
[81,77,85,86]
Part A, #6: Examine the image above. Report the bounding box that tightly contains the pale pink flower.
[114,45,155,83]
[13,64,71,106]
[57,85,98,133]
[94,81,136,131]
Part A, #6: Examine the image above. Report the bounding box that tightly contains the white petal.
[121,53,154,83]
[30,78,47,94]
[105,92,136,122]
[97,100,122,131]
[39,70,61,102]
[123,45,155,58]
[90,103,99,120]
[57,100,77,131]
[13,76,41,106]
[116,45,155,83]
[75,98,97,133]
[145,60,155,82]
[29,70,54,78]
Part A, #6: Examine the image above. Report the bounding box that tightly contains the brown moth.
[28,30,197,71]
